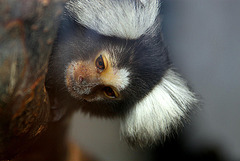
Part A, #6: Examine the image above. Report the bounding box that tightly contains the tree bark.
[0,0,66,159]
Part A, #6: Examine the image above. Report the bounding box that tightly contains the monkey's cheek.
[65,81,88,100]
[65,64,85,99]
[65,76,80,98]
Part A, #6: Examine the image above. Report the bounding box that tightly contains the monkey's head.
[46,0,198,147]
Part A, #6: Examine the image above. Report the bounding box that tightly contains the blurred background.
[69,1,240,161]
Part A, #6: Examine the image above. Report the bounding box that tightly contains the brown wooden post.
[0,0,66,159]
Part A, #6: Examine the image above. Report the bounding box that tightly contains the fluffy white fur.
[66,0,160,39]
[110,68,130,91]
[100,51,130,91]
[120,69,198,146]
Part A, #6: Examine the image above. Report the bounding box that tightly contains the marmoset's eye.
[103,86,119,99]
[95,55,105,71]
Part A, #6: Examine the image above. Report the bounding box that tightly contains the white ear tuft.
[66,0,160,39]
[120,69,198,147]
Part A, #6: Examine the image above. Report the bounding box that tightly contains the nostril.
[78,76,83,83]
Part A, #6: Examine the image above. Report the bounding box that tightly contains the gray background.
[69,1,240,161]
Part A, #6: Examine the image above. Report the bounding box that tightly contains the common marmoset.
[45,0,197,147]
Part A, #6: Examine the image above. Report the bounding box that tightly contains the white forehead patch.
[101,68,130,91]
[120,69,198,146]
[66,0,160,39]
[114,68,130,90]
[98,50,130,91]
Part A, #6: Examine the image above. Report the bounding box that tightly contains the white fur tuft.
[120,69,198,146]
[66,0,160,39]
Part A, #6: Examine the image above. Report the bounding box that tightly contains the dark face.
[46,14,170,118]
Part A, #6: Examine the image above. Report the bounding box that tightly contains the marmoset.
[45,0,197,147]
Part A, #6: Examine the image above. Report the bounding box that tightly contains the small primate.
[46,0,197,147]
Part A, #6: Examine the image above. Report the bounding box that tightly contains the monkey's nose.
[77,76,88,85]
[78,76,83,83]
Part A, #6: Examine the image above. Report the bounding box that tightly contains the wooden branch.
[0,0,66,159]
